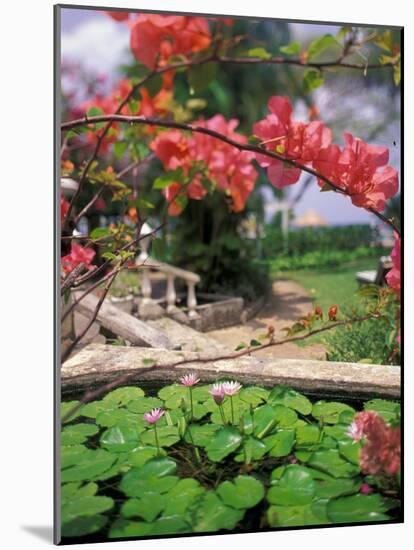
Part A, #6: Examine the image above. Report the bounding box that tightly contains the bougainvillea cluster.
[347,411,400,476]
[61,242,96,274]
[150,115,258,214]
[253,96,398,212]
[386,234,401,297]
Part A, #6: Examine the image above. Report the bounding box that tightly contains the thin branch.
[60,263,87,296]
[61,269,119,363]
[74,187,104,224]
[61,114,400,236]
[61,313,377,423]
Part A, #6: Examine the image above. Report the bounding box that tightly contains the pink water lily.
[209,383,226,405]
[143,408,165,424]
[222,381,242,396]
[179,373,200,387]
[346,420,364,442]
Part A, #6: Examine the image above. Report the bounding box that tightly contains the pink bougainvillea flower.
[386,234,401,298]
[209,383,226,405]
[222,381,242,396]
[348,411,400,476]
[253,96,331,188]
[150,115,258,215]
[179,373,200,387]
[143,408,165,424]
[314,133,399,211]
[105,11,131,22]
[130,15,211,68]
[61,243,96,274]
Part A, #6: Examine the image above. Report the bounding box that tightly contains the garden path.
[207,279,327,360]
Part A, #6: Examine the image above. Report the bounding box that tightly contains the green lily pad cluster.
[60,382,400,540]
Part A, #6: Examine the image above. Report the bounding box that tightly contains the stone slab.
[61,344,400,400]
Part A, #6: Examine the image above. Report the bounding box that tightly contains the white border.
[1,1,411,549]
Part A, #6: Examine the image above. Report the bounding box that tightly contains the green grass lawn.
[275,258,379,346]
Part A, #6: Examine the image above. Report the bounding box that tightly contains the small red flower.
[328,305,338,321]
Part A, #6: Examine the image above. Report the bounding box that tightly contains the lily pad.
[312,401,355,424]
[61,424,99,446]
[315,477,361,498]
[96,408,146,430]
[109,519,153,538]
[364,399,400,422]
[140,425,180,447]
[100,425,140,453]
[205,426,243,461]
[268,386,312,415]
[193,492,244,532]
[239,386,269,406]
[126,396,163,414]
[62,495,114,524]
[61,449,117,482]
[267,502,329,527]
[267,465,316,506]
[184,424,221,447]
[217,475,265,509]
[121,494,165,522]
[264,430,295,457]
[327,494,390,523]
[234,436,267,463]
[307,449,360,478]
[62,514,108,537]
[103,386,145,407]
[163,478,205,515]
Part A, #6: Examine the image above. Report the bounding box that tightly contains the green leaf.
[61,424,99,446]
[364,399,400,422]
[114,141,128,160]
[109,518,153,538]
[307,449,360,478]
[327,494,390,523]
[103,386,145,407]
[205,426,243,461]
[127,445,163,467]
[153,169,183,190]
[250,339,262,347]
[61,401,83,422]
[62,515,107,537]
[62,495,114,524]
[253,404,297,438]
[61,449,117,482]
[247,47,272,59]
[312,401,355,424]
[142,358,156,366]
[217,475,265,509]
[100,425,140,453]
[264,430,295,457]
[268,386,312,415]
[280,41,301,55]
[234,436,267,463]
[89,227,111,240]
[239,386,269,406]
[374,30,393,53]
[303,69,324,93]
[188,62,217,94]
[141,425,180,447]
[129,99,140,114]
[295,424,321,447]
[126,396,163,413]
[184,424,221,446]
[193,492,244,532]
[235,342,248,351]
[145,73,163,97]
[121,494,165,522]
[163,478,205,515]
[96,408,145,430]
[315,477,361,499]
[267,465,316,506]
[394,61,401,86]
[307,34,339,60]
[267,502,329,527]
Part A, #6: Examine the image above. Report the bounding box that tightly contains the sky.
[60,7,400,227]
